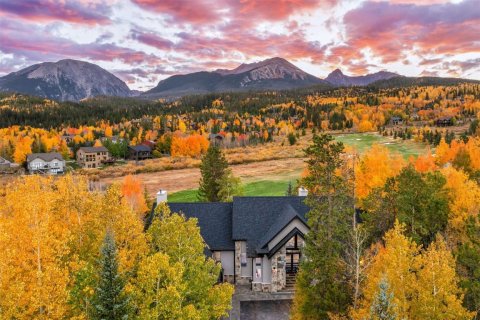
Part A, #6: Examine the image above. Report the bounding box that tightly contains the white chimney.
[298,187,308,197]
[156,190,167,204]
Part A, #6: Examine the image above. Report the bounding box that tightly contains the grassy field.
[169,180,293,202]
[335,133,427,158]
[167,132,428,202]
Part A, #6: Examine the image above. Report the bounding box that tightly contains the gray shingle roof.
[257,203,307,251]
[232,196,309,256]
[147,196,310,257]
[27,152,64,162]
[168,202,234,251]
[129,145,152,152]
[78,146,108,153]
[0,156,11,164]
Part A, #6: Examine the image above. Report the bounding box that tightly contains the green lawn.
[169,179,293,202]
[335,133,427,159]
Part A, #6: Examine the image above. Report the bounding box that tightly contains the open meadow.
[95,132,428,202]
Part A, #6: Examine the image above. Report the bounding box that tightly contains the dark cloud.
[0,0,111,24]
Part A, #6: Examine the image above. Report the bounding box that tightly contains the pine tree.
[91,231,129,320]
[363,165,449,247]
[291,134,353,319]
[285,181,294,196]
[198,144,229,202]
[370,278,396,320]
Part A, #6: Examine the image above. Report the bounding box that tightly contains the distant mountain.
[325,69,399,87]
[143,57,329,98]
[368,76,480,88]
[0,59,131,101]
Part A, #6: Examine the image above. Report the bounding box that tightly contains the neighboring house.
[27,152,65,175]
[141,140,156,149]
[0,156,12,171]
[61,134,75,144]
[147,191,310,294]
[100,135,124,144]
[76,146,110,168]
[209,133,225,146]
[390,116,403,126]
[128,144,152,161]
[436,117,454,127]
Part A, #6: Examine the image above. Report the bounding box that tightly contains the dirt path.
[100,157,306,196]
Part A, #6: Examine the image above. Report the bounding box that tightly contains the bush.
[288,133,297,145]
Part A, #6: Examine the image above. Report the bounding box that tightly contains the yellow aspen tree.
[442,167,480,245]
[412,235,474,320]
[351,222,419,320]
[0,176,71,319]
[13,136,32,163]
[355,145,405,201]
[104,125,113,138]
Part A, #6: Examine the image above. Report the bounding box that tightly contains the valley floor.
[0,132,428,200]
[99,157,304,199]
[98,132,428,201]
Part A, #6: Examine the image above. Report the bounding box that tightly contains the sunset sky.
[0,0,479,90]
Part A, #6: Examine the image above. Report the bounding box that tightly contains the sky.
[0,0,479,91]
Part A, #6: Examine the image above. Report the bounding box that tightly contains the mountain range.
[143,57,327,98]
[325,68,399,86]
[0,57,477,101]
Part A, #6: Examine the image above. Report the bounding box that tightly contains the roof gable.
[257,204,307,250]
[27,152,64,162]
[266,227,305,258]
[232,196,309,256]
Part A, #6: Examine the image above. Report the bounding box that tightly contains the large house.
[147,191,310,294]
[128,144,152,161]
[76,146,110,168]
[27,152,65,174]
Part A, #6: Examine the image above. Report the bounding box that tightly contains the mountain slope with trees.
[0,59,131,101]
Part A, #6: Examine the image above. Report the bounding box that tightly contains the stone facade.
[235,241,250,285]
[235,241,242,278]
[252,282,262,292]
[271,246,287,292]
[262,283,272,292]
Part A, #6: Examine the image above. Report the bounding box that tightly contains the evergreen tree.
[198,144,229,202]
[363,165,449,246]
[370,278,396,320]
[291,134,353,319]
[91,230,129,320]
[288,132,297,145]
[285,181,294,196]
[455,216,480,314]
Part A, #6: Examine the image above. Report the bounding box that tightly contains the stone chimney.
[298,187,308,197]
[156,190,167,204]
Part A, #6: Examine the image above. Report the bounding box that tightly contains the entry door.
[286,251,300,274]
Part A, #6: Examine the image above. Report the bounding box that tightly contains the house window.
[240,253,247,267]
